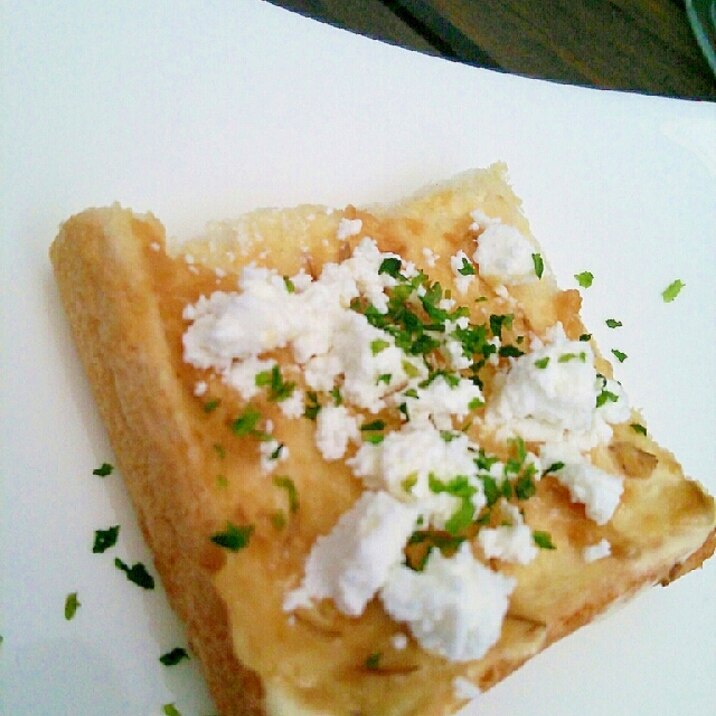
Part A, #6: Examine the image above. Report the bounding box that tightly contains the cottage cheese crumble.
[181,210,633,663]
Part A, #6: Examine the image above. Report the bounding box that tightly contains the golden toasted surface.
[50,165,715,716]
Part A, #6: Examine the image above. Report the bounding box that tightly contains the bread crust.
[51,169,715,716]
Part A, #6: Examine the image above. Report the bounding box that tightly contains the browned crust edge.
[50,208,264,716]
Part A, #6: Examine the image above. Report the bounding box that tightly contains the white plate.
[1,2,715,715]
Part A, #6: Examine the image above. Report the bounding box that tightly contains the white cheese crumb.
[486,323,627,449]
[224,356,276,401]
[193,380,208,397]
[315,405,360,460]
[473,220,539,285]
[541,442,623,524]
[337,217,363,240]
[284,491,418,616]
[349,422,485,529]
[422,246,438,267]
[149,240,161,252]
[259,438,289,474]
[478,521,538,565]
[453,676,482,702]
[583,538,612,562]
[278,389,304,419]
[390,633,408,650]
[450,250,476,294]
[380,543,515,662]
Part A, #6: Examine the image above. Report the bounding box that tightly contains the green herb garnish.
[162,705,181,716]
[498,345,524,358]
[361,420,385,432]
[574,271,593,288]
[231,406,269,439]
[457,257,476,276]
[467,396,484,410]
[596,389,619,408]
[92,462,114,477]
[304,391,321,420]
[377,373,392,385]
[273,475,299,513]
[605,318,622,328]
[210,522,254,552]
[378,257,402,278]
[114,558,155,589]
[489,313,514,339]
[64,592,80,620]
[662,279,685,303]
[283,276,296,293]
[92,525,120,554]
[371,339,390,355]
[365,652,382,670]
[270,510,287,530]
[159,647,189,666]
[255,365,296,402]
[330,387,343,406]
[611,349,627,363]
[579,333,592,342]
[203,399,220,413]
[532,253,544,279]
[534,356,550,369]
[533,530,556,549]
[543,461,565,476]
[630,423,647,436]
[558,352,586,363]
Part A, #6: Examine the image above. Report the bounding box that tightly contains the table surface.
[271,0,715,100]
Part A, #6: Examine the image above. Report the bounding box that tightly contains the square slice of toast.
[50,164,715,716]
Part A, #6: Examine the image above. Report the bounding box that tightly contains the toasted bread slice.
[50,164,715,716]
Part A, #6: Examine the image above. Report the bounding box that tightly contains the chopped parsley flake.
[574,271,594,288]
[630,423,647,436]
[467,396,484,410]
[498,345,524,358]
[611,349,627,363]
[304,391,321,420]
[533,531,556,550]
[605,319,622,329]
[378,257,402,278]
[159,647,189,666]
[162,705,181,716]
[270,443,285,460]
[203,399,220,413]
[283,276,295,293]
[92,525,120,554]
[401,473,417,493]
[330,387,343,406]
[92,462,114,477]
[361,419,385,432]
[114,558,155,589]
[402,361,420,378]
[377,373,392,385]
[231,406,269,439]
[596,389,619,408]
[365,652,382,670]
[370,339,390,355]
[457,257,476,276]
[534,357,550,369]
[558,352,586,363]
[210,522,254,552]
[543,461,565,476]
[64,592,80,620]
[489,313,514,339]
[255,365,296,402]
[364,434,385,445]
[579,333,592,342]
[532,253,544,279]
[273,475,299,513]
[428,474,477,535]
[662,279,685,303]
